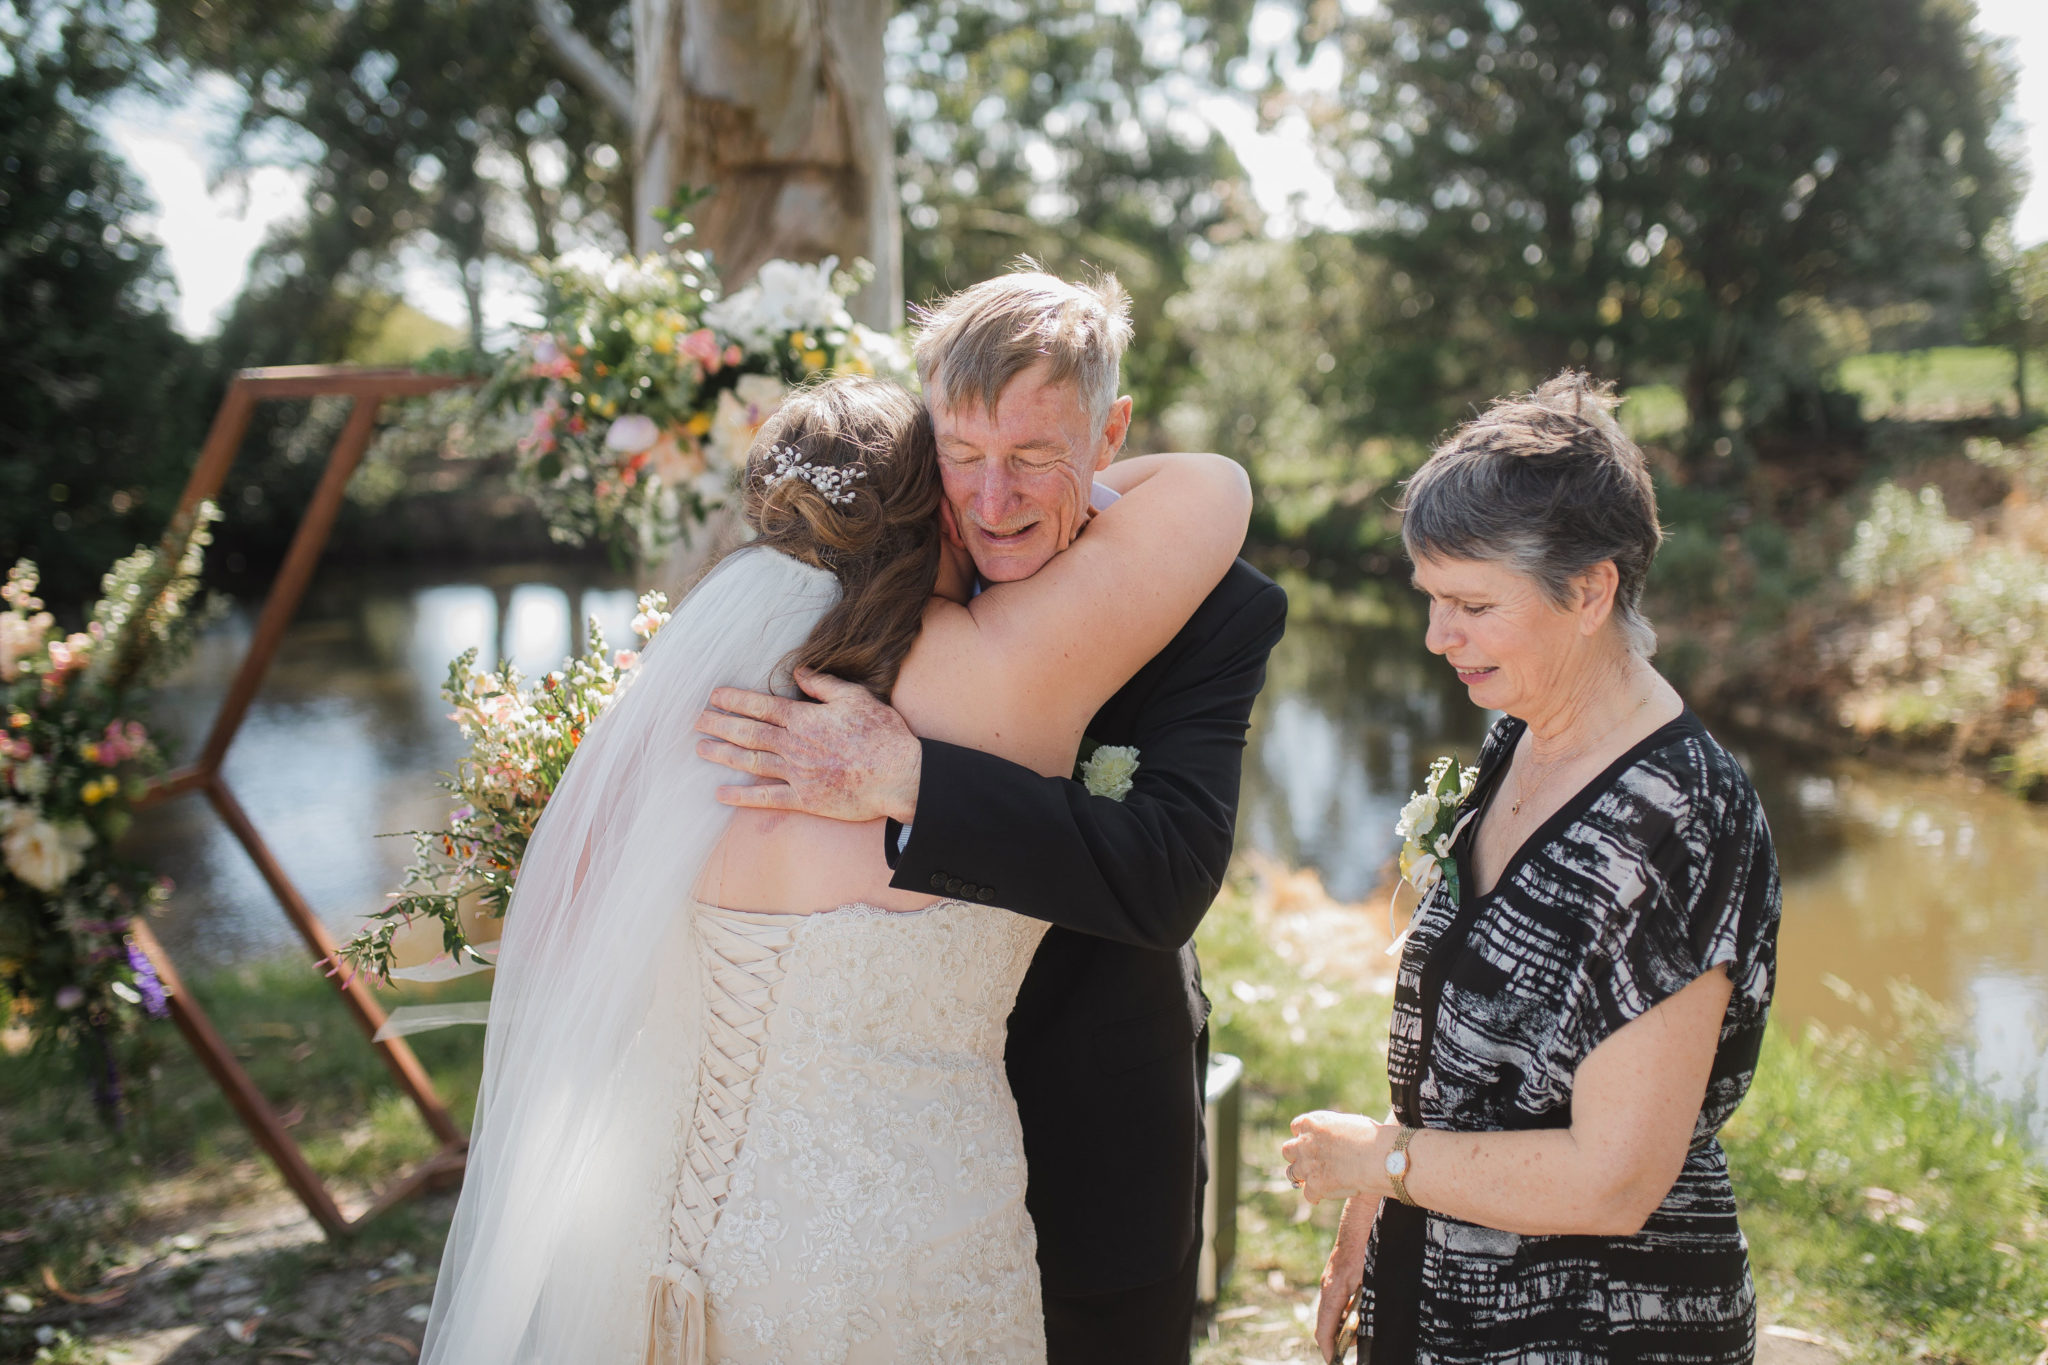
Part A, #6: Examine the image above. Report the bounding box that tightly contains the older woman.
[1283,372,1781,1364]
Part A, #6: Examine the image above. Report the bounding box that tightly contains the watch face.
[1385,1149,1408,1178]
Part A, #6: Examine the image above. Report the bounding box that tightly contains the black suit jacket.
[885,558,1287,1296]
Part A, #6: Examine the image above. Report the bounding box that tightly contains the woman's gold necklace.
[1509,693,1653,817]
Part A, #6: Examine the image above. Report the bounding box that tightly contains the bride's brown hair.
[738,376,943,701]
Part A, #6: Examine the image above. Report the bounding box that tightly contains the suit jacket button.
[977,886,996,902]
[945,877,964,895]
[929,872,947,891]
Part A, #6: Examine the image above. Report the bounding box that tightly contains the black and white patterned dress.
[1359,709,1781,1363]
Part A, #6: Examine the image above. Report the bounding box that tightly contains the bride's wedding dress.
[654,901,1048,1364]
[420,548,1049,1365]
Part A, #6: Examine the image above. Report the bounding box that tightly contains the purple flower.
[54,985,85,1010]
[126,939,169,1019]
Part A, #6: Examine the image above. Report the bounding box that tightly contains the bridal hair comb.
[759,442,867,506]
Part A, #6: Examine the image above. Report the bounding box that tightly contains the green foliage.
[0,957,487,1295]
[155,0,632,358]
[338,596,668,981]
[1163,235,1425,558]
[0,2,212,614]
[889,0,1263,425]
[1310,0,2019,454]
[1841,482,1974,597]
[1832,473,2048,785]
[1724,989,2048,1363]
[1195,878,2048,1363]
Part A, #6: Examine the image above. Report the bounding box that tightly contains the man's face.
[931,360,1133,583]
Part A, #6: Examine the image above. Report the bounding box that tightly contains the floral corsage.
[1387,754,1478,954]
[1076,739,1139,802]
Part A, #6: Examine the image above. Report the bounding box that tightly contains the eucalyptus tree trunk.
[535,0,902,331]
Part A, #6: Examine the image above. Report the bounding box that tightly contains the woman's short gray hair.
[1400,371,1663,658]
[911,264,1132,426]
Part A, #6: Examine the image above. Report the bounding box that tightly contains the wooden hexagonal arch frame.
[130,365,475,1237]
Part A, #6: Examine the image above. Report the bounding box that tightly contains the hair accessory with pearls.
[759,442,866,506]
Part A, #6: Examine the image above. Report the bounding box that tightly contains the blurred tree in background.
[154,0,632,360]
[0,1,209,613]
[888,0,1264,422]
[1983,228,2048,418]
[3,0,2037,596]
[1307,0,2017,465]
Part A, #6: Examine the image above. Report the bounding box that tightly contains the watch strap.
[1389,1124,1419,1207]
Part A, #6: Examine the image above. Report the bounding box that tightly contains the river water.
[127,561,2048,1137]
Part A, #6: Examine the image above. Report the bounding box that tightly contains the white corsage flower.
[1387,753,1479,956]
[1078,743,1140,802]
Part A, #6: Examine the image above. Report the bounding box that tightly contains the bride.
[419,374,1250,1363]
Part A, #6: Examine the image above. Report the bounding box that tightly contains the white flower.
[706,374,789,469]
[0,608,52,682]
[604,413,660,454]
[3,1290,32,1314]
[3,814,92,892]
[705,256,852,352]
[846,323,913,381]
[11,757,48,797]
[1079,744,1140,802]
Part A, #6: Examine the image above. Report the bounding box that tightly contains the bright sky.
[101,1,2048,341]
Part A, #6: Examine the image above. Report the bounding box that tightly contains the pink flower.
[55,986,85,1010]
[723,344,744,367]
[605,413,660,454]
[45,632,92,677]
[527,336,579,380]
[613,649,639,671]
[679,328,724,373]
[480,695,522,726]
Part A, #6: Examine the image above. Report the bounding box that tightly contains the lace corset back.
[654,899,1050,1365]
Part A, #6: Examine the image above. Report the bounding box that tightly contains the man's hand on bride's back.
[695,668,922,823]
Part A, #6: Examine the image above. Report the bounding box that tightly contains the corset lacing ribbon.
[645,906,798,1364]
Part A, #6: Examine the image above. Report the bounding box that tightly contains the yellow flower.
[7,713,26,730]
[802,350,827,372]
[845,355,874,376]
[78,741,100,764]
[652,332,675,355]
[686,410,713,436]
[791,332,814,351]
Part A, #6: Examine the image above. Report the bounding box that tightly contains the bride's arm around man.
[697,266,1288,1364]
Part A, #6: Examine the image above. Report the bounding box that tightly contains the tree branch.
[531,0,633,126]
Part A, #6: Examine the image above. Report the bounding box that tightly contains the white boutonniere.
[1387,754,1479,956]
[1076,739,1140,802]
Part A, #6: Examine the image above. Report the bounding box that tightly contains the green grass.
[1618,381,1690,442]
[1608,347,2048,447]
[1839,347,2046,422]
[9,892,2046,1363]
[0,960,487,1303]
[1191,879,2048,1364]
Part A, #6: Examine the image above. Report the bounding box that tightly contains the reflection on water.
[127,565,640,968]
[132,564,2048,1135]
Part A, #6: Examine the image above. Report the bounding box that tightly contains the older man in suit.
[695,267,1286,1365]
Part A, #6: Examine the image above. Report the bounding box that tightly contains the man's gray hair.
[1400,371,1664,659]
[911,264,1133,427]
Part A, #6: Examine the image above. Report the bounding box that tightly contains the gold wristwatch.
[1385,1125,1420,1206]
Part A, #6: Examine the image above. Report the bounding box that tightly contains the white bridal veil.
[419,546,839,1364]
